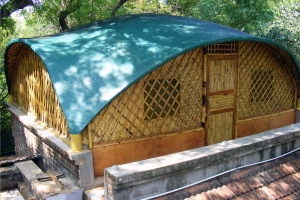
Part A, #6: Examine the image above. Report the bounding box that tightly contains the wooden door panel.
[207,111,233,145]
[206,55,237,145]
[208,59,235,92]
[209,93,234,111]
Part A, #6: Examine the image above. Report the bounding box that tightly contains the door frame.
[203,54,238,145]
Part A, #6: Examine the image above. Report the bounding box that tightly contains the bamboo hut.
[4,14,300,178]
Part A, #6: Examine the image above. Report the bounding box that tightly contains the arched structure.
[5,14,300,177]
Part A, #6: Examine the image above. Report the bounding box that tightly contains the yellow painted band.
[8,95,13,102]
[297,98,300,109]
[88,131,93,150]
[70,134,82,152]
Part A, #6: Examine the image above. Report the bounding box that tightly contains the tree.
[1,0,85,31]
[257,1,300,63]
[0,17,16,156]
[112,0,128,17]
[168,0,277,33]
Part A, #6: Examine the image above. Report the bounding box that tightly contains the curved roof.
[4,14,300,134]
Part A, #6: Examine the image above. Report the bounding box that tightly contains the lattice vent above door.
[205,42,238,54]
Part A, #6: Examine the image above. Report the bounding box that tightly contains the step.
[18,182,37,200]
[0,164,23,191]
[84,187,105,200]
[16,160,83,200]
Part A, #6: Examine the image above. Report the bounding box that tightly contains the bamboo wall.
[7,41,298,148]
[238,42,295,120]
[81,48,204,145]
[10,45,69,139]
[82,41,297,146]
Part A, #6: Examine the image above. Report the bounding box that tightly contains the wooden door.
[206,55,237,145]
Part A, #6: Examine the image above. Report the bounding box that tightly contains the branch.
[0,0,34,20]
[111,0,128,17]
[58,0,83,31]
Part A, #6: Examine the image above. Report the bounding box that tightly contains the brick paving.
[154,149,300,200]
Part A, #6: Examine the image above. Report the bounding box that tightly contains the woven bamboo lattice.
[81,48,204,145]
[265,44,300,94]
[209,93,234,111]
[206,42,238,54]
[238,42,296,120]
[10,45,69,139]
[5,43,26,89]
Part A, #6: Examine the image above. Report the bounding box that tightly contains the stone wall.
[8,104,94,189]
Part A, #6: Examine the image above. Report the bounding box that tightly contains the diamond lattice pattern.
[238,42,295,120]
[82,48,204,145]
[144,79,181,120]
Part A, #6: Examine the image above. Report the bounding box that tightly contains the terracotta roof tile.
[195,192,211,200]
[275,164,291,177]
[263,186,279,199]
[254,187,273,199]
[267,168,282,180]
[247,175,265,189]
[293,171,300,182]
[237,178,254,193]
[256,173,271,185]
[282,191,299,200]
[154,149,300,200]
[287,175,300,192]
[216,185,235,199]
[269,183,285,199]
[206,190,219,200]
[242,189,261,199]
[210,188,225,200]
[259,170,276,184]
[276,177,295,195]
[281,162,298,174]
[226,182,243,196]
[291,158,300,168]
[207,179,222,190]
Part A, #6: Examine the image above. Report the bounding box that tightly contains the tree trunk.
[111,0,128,17]
[58,0,83,32]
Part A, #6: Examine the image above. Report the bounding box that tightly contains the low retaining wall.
[105,123,300,200]
[8,104,94,189]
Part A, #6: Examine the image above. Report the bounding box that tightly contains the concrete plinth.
[105,123,300,200]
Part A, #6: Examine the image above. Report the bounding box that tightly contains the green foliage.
[0,21,15,156]
[257,1,300,64]
[28,0,124,32]
[124,0,176,15]
[169,0,276,33]
[0,17,16,34]
[20,11,59,37]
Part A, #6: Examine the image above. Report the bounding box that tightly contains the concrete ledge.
[105,123,300,200]
[16,160,84,200]
[8,103,94,189]
[0,165,23,191]
[296,109,300,123]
